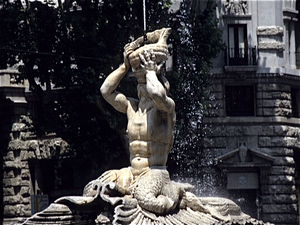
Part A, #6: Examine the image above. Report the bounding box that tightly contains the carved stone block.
[263,214,297,224]
[258,41,285,51]
[267,175,295,185]
[262,203,297,213]
[262,194,297,204]
[257,26,284,36]
[261,184,297,195]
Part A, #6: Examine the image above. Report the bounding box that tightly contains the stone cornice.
[203,116,300,126]
[283,8,299,21]
[222,14,251,20]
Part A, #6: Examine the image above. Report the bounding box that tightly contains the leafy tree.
[0,0,223,187]
[0,0,172,180]
[167,0,224,184]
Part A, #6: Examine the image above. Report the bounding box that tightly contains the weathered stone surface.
[262,203,297,213]
[267,175,295,185]
[243,126,263,136]
[4,161,23,169]
[28,150,37,159]
[3,177,22,187]
[3,187,15,196]
[11,122,26,132]
[27,140,38,150]
[267,100,290,108]
[203,137,227,148]
[21,169,30,179]
[271,156,295,166]
[260,148,293,156]
[4,204,31,217]
[262,126,274,136]
[269,166,295,175]
[262,108,291,116]
[8,139,27,151]
[226,126,243,136]
[262,194,297,204]
[273,125,300,136]
[3,195,30,205]
[3,177,30,187]
[3,169,15,178]
[21,161,29,169]
[260,91,291,100]
[20,179,30,187]
[258,137,298,148]
[258,137,272,147]
[255,108,261,115]
[20,150,29,160]
[258,41,285,51]
[263,213,297,224]
[286,137,300,147]
[257,99,290,108]
[261,108,275,116]
[3,151,15,161]
[261,184,297,194]
[20,186,30,196]
[257,83,290,92]
[257,26,284,36]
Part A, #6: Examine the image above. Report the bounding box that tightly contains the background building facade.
[2,0,300,225]
[204,0,300,224]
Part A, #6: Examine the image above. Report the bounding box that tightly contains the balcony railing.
[224,47,257,66]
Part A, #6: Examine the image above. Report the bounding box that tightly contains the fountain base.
[17,182,272,225]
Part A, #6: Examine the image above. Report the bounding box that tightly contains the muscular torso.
[127,101,175,177]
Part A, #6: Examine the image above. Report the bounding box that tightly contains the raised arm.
[140,50,175,114]
[100,46,133,113]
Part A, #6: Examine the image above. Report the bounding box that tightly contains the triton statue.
[18,28,270,225]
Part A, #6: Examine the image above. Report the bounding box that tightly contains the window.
[228,24,248,65]
[225,85,255,116]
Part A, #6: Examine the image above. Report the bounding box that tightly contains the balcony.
[224,47,257,73]
[224,47,257,66]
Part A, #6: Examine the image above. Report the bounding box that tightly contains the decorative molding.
[225,0,248,16]
[258,41,285,51]
[224,66,257,72]
[257,26,284,36]
[222,14,251,20]
[283,8,299,21]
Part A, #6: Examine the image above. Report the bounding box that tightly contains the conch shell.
[127,28,171,71]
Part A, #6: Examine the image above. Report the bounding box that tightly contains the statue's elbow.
[100,84,108,98]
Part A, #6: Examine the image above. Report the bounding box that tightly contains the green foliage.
[0,0,171,174]
[0,0,223,180]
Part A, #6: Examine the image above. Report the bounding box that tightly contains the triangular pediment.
[216,147,275,168]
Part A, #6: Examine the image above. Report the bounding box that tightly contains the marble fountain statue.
[18,28,271,225]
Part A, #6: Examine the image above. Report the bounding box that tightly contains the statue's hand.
[124,43,135,69]
[139,49,165,74]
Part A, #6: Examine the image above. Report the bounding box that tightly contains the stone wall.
[256,83,292,117]
[2,117,69,222]
[203,76,300,225]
